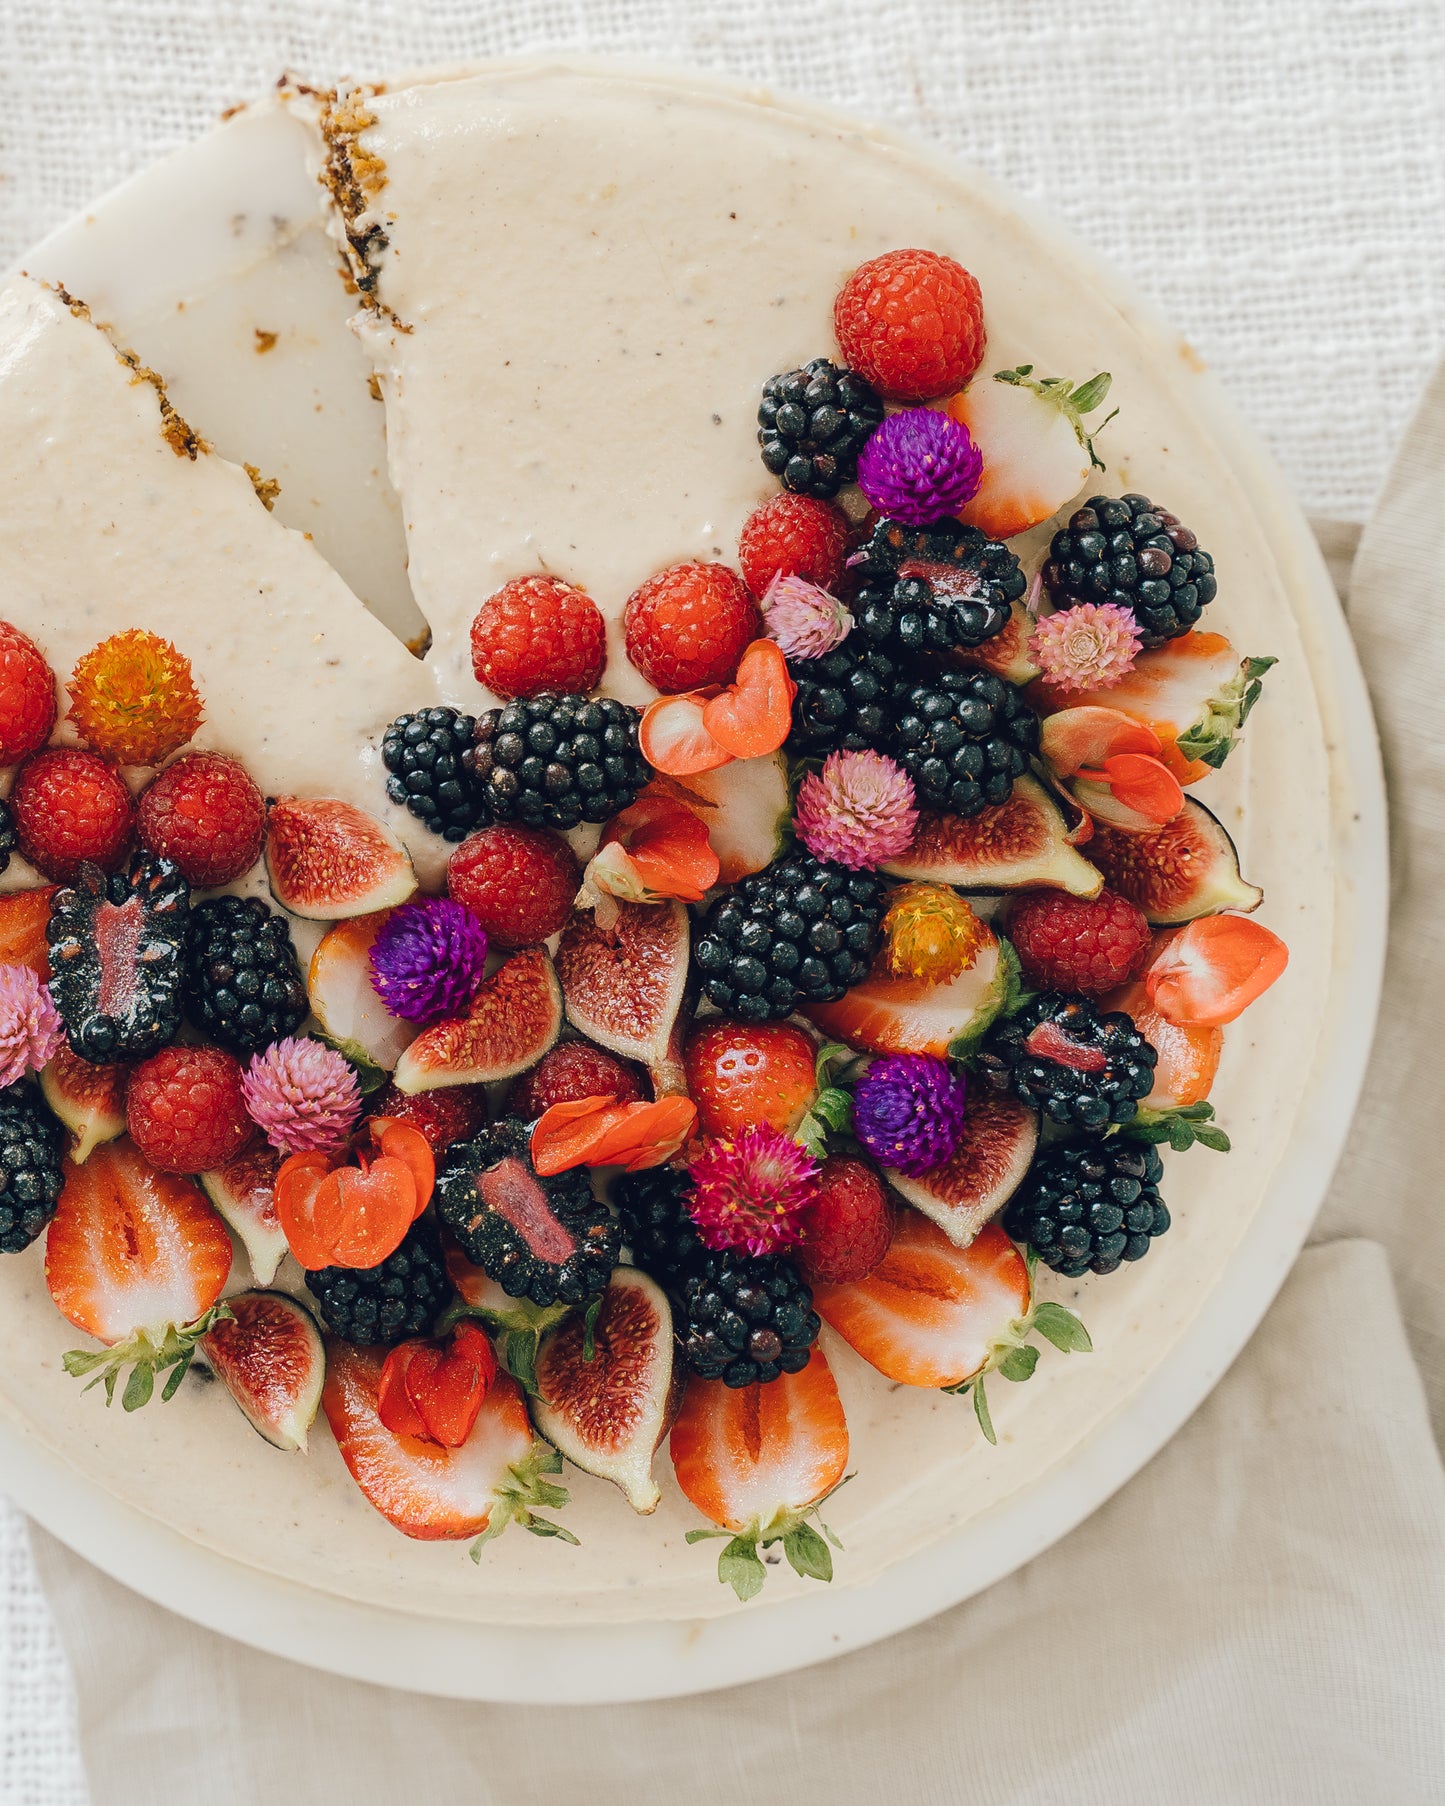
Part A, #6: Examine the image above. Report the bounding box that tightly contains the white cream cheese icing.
[0,64,1342,1629]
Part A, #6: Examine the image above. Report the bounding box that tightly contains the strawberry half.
[45,1138,233,1409]
[949,368,1115,541]
[670,1347,850,1600]
[323,1346,575,1551]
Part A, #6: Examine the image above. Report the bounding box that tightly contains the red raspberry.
[1006,888,1153,997]
[737,495,851,598]
[507,1041,645,1119]
[136,751,265,888]
[0,623,57,764]
[470,576,606,699]
[127,1045,253,1174]
[795,1155,896,1286]
[369,1081,490,1154]
[623,562,759,693]
[834,248,986,403]
[11,748,134,882]
[447,824,580,948]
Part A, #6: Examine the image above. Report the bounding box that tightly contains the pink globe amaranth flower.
[242,1036,363,1156]
[793,749,919,870]
[0,965,64,1088]
[1032,602,1142,693]
[856,407,983,525]
[686,1124,819,1256]
[852,1054,967,1177]
[760,572,853,662]
[368,897,488,1024]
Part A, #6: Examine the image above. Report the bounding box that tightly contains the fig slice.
[532,1267,677,1514]
[201,1143,289,1285]
[951,595,1042,686]
[555,899,690,1074]
[881,774,1103,896]
[201,1289,325,1453]
[266,796,417,920]
[307,910,417,1071]
[1085,797,1263,924]
[40,1045,127,1163]
[392,946,562,1094]
[887,1090,1039,1248]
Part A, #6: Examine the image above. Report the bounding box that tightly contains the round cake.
[0,60,1366,1686]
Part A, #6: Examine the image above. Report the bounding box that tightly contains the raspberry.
[369,1080,490,1154]
[11,749,134,882]
[0,622,57,764]
[1006,888,1152,997]
[127,1044,253,1174]
[794,1155,896,1286]
[737,495,850,598]
[470,576,606,699]
[136,752,265,889]
[447,824,580,948]
[833,248,986,403]
[623,562,759,693]
[507,1040,645,1119]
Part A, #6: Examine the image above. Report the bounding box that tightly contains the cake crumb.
[243,463,282,510]
[253,327,278,354]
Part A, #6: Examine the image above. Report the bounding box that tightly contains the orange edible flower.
[530,1093,697,1175]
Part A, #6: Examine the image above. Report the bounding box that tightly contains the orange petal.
[639,693,733,776]
[313,1157,417,1269]
[1099,752,1185,825]
[701,640,795,759]
[1040,705,1162,777]
[1146,916,1290,1026]
[368,1117,436,1219]
[531,1095,697,1173]
[377,1341,431,1439]
[606,1097,698,1170]
[274,1149,341,1271]
[595,796,720,903]
[530,1094,621,1175]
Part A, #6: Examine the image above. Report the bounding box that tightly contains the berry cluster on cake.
[0,235,1286,1599]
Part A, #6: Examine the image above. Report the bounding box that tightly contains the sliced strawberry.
[948,370,1112,541]
[1145,916,1289,1027]
[700,639,795,760]
[324,1348,569,1545]
[638,693,732,777]
[803,935,1007,1057]
[46,1139,233,1407]
[530,1094,697,1174]
[0,886,57,979]
[814,1214,1029,1389]
[1104,981,1222,1109]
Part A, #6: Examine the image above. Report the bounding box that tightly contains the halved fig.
[887,1090,1038,1247]
[201,1143,289,1285]
[0,886,57,978]
[881,774,1103,896]
[951,595,1042,685]
[266,797,417,921]
[40,1045,127,1163]
[201,1289,324,1452]
[804,936,1007,1058]
[307,910,417,1071]
[532,1267,677,1513]
[555,899,690,1073]
[655,752,792,884]
[1085,798,1262,924]
[393,947,562,1095]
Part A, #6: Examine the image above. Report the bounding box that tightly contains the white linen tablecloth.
[2,5,1443,1802]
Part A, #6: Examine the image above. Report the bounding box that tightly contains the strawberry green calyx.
[1120,1100,1231,1154]
[993,366,1117,470]
[469,1442,578,1559]
[63,1301,234,1412]
[793,1041,858,1160]
[435,1294,569,1399]
[686,1478,850,1602]
[1175,656,1277,770]
[944,1259,1091,1445]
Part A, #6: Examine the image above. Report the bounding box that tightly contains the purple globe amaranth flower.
[856,407,983,526]
[852,1053,968,1177]
[368,897,488,1024]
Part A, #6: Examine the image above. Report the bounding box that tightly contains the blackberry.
[0,798,16,878]
[613,1164,706,1291]
[382,706,483,841]
[306,1219,451,1346]
[184,895,308,1056]
[679,1248,821,1387]
[0,1082,65,1254]
[787,639,897,758]
[694,850,887,1022]
[978,994,1158,1133]
[851,517,1025,655]
[47,854,188,1063]
[1004,1140,1170,1277]
[757,357,884,498]
[1044,493,1217,646]
[890,669,1039,816]
[435,1118,620,1308]
[465,693,649,832]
